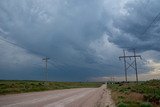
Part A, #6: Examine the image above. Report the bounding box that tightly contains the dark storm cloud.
[0,0,160,81]
[108,0,160,52]
[0,0,108,81]
[0,0,105,58]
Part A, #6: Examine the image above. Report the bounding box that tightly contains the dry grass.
[108,80,160,107]
[111,90,160,107]
[111,91,143,104]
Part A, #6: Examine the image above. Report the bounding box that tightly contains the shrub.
[143,94,160,104]
[140,102,152,107]
[118,102,127,107]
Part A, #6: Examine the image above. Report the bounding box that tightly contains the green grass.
[0,80,103,95]
[108,79,160,107]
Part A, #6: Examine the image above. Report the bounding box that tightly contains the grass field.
[108,79,160,107]
[0,80,103,95]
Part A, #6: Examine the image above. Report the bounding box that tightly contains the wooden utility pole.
[42,57,50,82]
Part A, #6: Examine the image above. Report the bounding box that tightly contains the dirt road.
[0,84,115,107]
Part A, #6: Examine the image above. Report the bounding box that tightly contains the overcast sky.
[0,0,160,81]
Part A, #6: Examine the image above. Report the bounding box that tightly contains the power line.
[0,36,25,49]
[48,61,67,71]
[0,36,49,58]
[141,12,160,35]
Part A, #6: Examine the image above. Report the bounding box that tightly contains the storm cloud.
[107,0,160,51]
[0,0,160,81]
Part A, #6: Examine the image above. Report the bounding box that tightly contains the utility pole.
[134,49,138,83]
[42,57,50,82]
[123,50,127,82]
[119,50,128,82]
[119,49,142,83]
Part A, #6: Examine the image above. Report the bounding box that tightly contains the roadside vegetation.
[108,79,160,107]
[0,80,103,95]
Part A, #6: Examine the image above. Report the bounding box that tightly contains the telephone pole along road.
[0,84,115,107]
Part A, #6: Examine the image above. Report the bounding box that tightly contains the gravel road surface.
[0,84,115,107]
